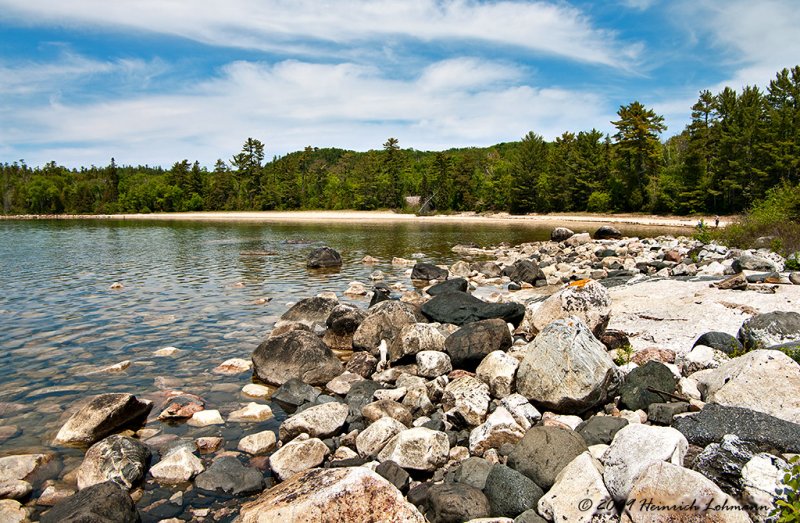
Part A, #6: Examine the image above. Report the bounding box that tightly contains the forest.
[1,66,799,217]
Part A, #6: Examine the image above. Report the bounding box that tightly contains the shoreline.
[0,210,730,229]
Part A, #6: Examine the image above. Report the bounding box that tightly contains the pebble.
[187,410,224,427]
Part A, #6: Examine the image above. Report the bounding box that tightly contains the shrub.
[774,456,800,522]
[587,191,613,213]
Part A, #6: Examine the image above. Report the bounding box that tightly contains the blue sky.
[1,0,798,168]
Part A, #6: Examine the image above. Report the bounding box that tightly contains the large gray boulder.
[519,280,611,338]
[252,330,344,386]
[738,311,800,350]
[421,291,525,327]
[484,463,543,518]
[280,295,339,329]
[40,481,139,523]
[619,360,677,411]
[239,467,424,522]
[53,393,152,446]
[507,426,588,490]
[445,318,512,369]
[194,456,264,496]
[594,225,622,240]
[306,246,342,268]
[352,300,419,354]
[516,317,621,413]
[76,435,150,490]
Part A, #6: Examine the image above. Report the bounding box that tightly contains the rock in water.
[280,296,339,329]
[40,481,139,523]
[550,227,575,242]
[594,225,622,240]
[149,447,204,483]
[194,456,264,496]
[516,317,621,413]
[520,279,611,338]
[53,393,152,446]
[252,330,344,386]
[445,318,512,369]
[306,246,342,268]
[738,311,800,350]
[268,434,330,481]
[239,467,424,522]
[76,435,151,490]
[352,300,419,354]
[421,291,525,327]
[410,262,449,281]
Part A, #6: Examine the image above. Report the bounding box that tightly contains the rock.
[676,345,728,374]
[36,485,75,506]
[692,435,758,496]
[594,226,622,240]
[0,454,52,485]
[741,453,789,522]
[671,403,800,453]
[356,417,407,458]
[268,434,329,481]
[352,301,419,354]
[624,461,751,522]
[344,281,368,296]
[427,482,490,523]
[630,347,676,366]
[239,467,424,522]
[280,295,340,329]
[599,329,630,351]
[715,272,748,290]
[472,261,503,278]
[377,428,449,471]
[345,351,378,378]
[515,509,548,523]
[619,360,677,411]
[451,457,493,489]
[501,394,542,430]
[427,278,468,296]
[237,430,277,455]
[40,481,138,523]
[551,227,575,242]
[390,323,447,362]
[738,311,800,350]
[695,349,800,423]
[252,330,344,386]
[445,319,513,369]
[484,464,543,518]
[442,376,491,427]
[153,346,181,357]
[507,426,588,489]
[502,260,546,285]
[0,426,20,444]
[326,304,367,336]
[565,232,591,246]
[422,291,525,328]
[76,435,150,490]
[212,358,252,375]
[516,317,622,413]
[374,460,410,493]
[601,424,688,502]
[271,378,321,410]
[195,456,264,496]
[522,280,611,338]
[538,451,616,523]
[157,393,205,420]
[325,371,364,396]
[693,332,743,355]
[647,402,690,425]
[476,351,519,399]
[362,400,413,427]
[416,351,452,378]
[53,393,152,446]
[411,262,449,281]
[228,402,273,422]
[732,253,777,272]
[576,416,629,446]
[242,383,272,398]
[469,407,525,457]
[306,246,342,268]
[196,436,224,454]
[186,409,224,427]
[279,402,348,441]
[149,447,204,483]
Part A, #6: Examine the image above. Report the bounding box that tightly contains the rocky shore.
[2,225,800,522]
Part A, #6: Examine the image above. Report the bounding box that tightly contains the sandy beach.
[0,210,730,229]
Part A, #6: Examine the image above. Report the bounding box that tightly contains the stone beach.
[2,225,800,522]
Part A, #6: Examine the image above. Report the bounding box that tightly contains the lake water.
[0,218,680,520]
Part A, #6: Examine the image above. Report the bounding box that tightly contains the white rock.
[154,347,181,357]
[377,427,449,471]
[588,444,609,461]
[602,424,688,502]
[449,261,472,277]
[740,453,789,522]
[241,383,272,398]
[373,388,407,402]
[522,280,611,338]
[228,402,273,423]
[149,448,204,483]
[542,412,583,430]
[356,417,407,458]
[389,323,446,362]
[326,372,364,396]
[538,451,617,523]
[442,376,491,427]
[237,430,277,455]
[279,402,348,441]
[212,358,252,375]
[476,351,519,399]
[500,394,542,430]
[344,281,368,296]
[186,409,224,427]
[677,377,702,400]
[0,500,28,523]
[565,233,592,247]
[416,351,452,378]
[268,434,330,481]
[676,345,728,375]
[468,407,525,456]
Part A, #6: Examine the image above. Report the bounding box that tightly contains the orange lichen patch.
[568,279,591,288]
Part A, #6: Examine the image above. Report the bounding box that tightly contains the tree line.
[2,66,798,216]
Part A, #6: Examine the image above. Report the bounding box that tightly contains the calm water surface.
[0,218,674,520]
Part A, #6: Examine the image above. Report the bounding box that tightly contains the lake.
[0,218,680,520]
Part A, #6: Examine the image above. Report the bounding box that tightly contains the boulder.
[76,435,150,490]
[442,376,491,427]
[421,291,525,327]
[416,351,452,378]
[53,393,152,446]
[252,330,344,387]
[502,259,546,285]
[411,262,449,281]
[516,317,621,413]
[484,464,543,518]
[268,434,330,481]
[521,280,611,338]
[451,457,493,489]
[0,500,28,522]
[692,435,758,496]
[374,460,410,493]
[326,371,364,396]
[356,416,407,458]
[195,456,264,496]
[377,428,449,471]
[345,380,383,424]
[566,232,592,246]
[326,304,367,336]
[538,451,616,523]
[601,424,688,502]
[671,403,800,453]
[271,378,320,410]
[476,351,519,399]
[352,301,419,354]
[427,278,468,296]
[575,416,629,446]
[279,401,349,441]
[472,261,503,278]
[625,461,751,522]
[738,311,800,350]
[551,227,575,242]
[695,349,800,423]
[345,351,379,378]
[619,360,677,411]
[237,430,277,455]
[0,480,31,500]
[306,246,342,268]
[647,402,690,425]
[239,467,424,522]
[149,447,204,483]
[594,226,622,240]
[676,345,728,375]
[389,323,447,362]
[280,295,339,328]
[500,394,542,430]
[741,453,790,522]
[468,407,525,457]
[40,481,138,523]
[507,426,588,489]
[445,318,513,369]
[692,332,742,355]
[362,400,413,427]
[427,483,490,523]
[731,253,777,272]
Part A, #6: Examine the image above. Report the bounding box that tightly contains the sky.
[1,0,799,169]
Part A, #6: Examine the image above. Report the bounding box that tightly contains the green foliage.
[613,345,635,366]
[774,456,800,522]
[587,191,613,213]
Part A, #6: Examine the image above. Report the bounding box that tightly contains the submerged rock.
[53,393,152,446]
[194,456,264,496]
[306,246,342,268]
[40,481,138,523]
[252,330,344,386]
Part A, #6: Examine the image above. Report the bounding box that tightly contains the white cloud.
[620,0,658,10]
[0,0,641,69]
[2,57,614,167]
